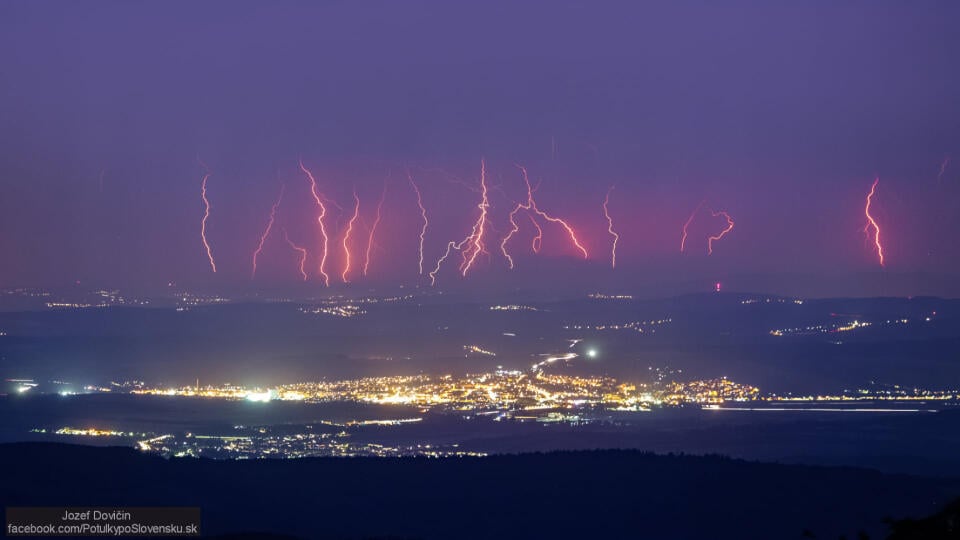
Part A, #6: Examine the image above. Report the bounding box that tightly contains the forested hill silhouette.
[886,497,960,539]
[2,443,958,540]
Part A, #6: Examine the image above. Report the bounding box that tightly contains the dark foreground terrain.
[1,443,959,539]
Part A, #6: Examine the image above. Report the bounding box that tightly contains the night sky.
[2,1,959,295]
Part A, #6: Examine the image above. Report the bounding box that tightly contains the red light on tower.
[715,282,721,293]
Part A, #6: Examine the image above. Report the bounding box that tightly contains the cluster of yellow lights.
[767,382,959,402]
[489,305,539,311]
[176,293,231,307]
[741,298,804,305]
[835,320,871,332]
[564,318,671,333]
[52,427,130,437]
[139,432,486,458]
[769,393,958,402]
[3,288,51,297]
[129,371,763,411]
[463,344,496,357]
[661,378,761,405]
[93,290,150,306]
[300,305,366,318]
[132,384,250,399]
[769,314,931,337]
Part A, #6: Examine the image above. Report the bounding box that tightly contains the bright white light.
[586,348,598,359]
[245,390,273,403]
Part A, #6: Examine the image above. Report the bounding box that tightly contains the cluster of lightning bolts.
[497,164,589,277]
[429,161,490,286]
[198,158,899,285]
[679,201,735,255]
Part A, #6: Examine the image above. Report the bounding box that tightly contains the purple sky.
[1,1,959,296]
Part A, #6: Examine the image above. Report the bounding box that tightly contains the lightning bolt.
[459,159,490,276]
[430,160,490,283]
[603,186,619,269]
[363,179,388,277]
[863,177,885,267]
[707,210,735,255]
[298,158,330,286]
[408,171,428,275]
[680,200,706,253]
[282,228,308,281]
[429,239,466,286]
[500,165,588,267]
[252,183,285,279]
[199,163,217,273]
[529,189,588,260]
[341,190,361,283]
[529,213,543,253]
[500,192,528,270]
[938,156,951,184]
